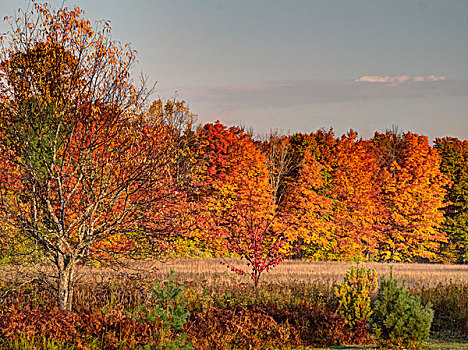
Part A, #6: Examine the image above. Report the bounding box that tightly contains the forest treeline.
[159,118,468,264]
[6,99,465,265]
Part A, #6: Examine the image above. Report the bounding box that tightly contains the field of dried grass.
[1,259,467,349]
[70,258,468,287]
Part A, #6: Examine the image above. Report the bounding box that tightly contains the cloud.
[355,75,446,84]
[426,75,446,81]
[174,78,468,141]
[355,75,411,84]
[182,77,468,113]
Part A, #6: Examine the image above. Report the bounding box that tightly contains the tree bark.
[57,255,75,311]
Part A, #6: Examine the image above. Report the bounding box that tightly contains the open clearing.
[64,258,468,287]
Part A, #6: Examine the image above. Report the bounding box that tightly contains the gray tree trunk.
[57,255,76,311]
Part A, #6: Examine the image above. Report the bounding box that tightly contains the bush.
[134,270,193,349]
[0,305,159,349]
[186,305,300,350]
[335,264,377,328]
[267,304,372,347]
[370,271,434,349]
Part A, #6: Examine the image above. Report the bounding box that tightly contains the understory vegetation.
[0,262,467,349]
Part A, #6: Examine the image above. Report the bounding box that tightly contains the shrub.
[334,264,377,328]
[0,305,159,349]
[370,271,434,349]
[265,305,372,347]
[134,270,193,349]
[186,305,300,350]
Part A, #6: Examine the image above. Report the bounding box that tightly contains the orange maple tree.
[280,148,335,259]
[328,131,383,260]
[373,131,449,261]
[194,122,293,289]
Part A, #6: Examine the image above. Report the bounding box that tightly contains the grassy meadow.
[118,258,468,285]
[0,259,467,349]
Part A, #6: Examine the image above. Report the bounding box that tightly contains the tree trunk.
[57,255,75,311]
[253,272,261,298]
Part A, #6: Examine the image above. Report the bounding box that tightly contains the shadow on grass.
[327,347,376,349]
[307,346,376,350]
[425,339,468,349]
[309,341,468,350]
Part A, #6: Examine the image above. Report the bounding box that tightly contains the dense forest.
[139,117,468,265]
[3,99,468,265]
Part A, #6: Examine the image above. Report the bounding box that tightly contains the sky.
[1,0,467,141]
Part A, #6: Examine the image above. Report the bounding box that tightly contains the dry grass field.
[64,258,468,287]
[1,258,467,349]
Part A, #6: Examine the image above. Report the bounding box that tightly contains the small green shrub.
[370,271,434,349]
[135,270,193,349]
[335,264,377,327]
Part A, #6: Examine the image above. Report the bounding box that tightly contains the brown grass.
[2,258,467,287]
[1,258,467,346]
[73,258,468,287]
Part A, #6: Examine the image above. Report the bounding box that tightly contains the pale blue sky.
[1,0,467,140]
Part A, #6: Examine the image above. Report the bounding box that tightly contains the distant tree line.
[183,122,468,264]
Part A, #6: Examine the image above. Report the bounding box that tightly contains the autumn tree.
[280,148,334,259]
[372,131,448,261]
[0,3,180,310]
[283,129,382,260]
[194,122,292,289]
[286,133,319,183]
[259,131,295,204]
[285,129,336,192]
[434,137,468,262]
[213,187,291,291]
[195,121,275,237]
[278,130,334,199]
[190,121,258,254]
[328,131,383,260]
[139,98,201,255]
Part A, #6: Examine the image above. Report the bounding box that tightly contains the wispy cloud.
[355,75,446,84]
[184,77,467,112]
[355,75,411,84]
[176,77,468,140]
[426,75,446,82]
